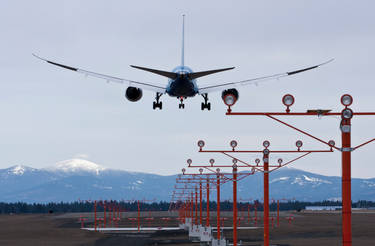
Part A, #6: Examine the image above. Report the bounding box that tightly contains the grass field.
[0,210,374,245]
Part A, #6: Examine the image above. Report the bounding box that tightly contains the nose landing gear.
[178,97,185,109]
[201,93,211,111]
[153,93,163,110]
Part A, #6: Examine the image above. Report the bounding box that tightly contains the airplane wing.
[198,59,333,94]
[33,54,167,94]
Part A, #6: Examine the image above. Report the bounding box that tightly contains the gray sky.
[1,0,375,178]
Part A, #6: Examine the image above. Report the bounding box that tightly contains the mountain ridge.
[0,159,374,203]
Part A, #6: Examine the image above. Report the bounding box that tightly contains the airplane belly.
[167,80,197,97]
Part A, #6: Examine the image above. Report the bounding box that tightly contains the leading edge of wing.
[33,54,167,93]
[198,59,334,94]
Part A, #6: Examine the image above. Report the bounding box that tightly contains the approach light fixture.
[341,94,353,107]
[263,149,270,155]
[230,140,238,149]
[182,168,186,174]
[223,94,237,107]
[328,140,336,147]
[263,140,270,148]
[197,140,205,148]
[282,94,295,106]
[278,158,283,165]
[199,168,204,174]
[216,168,220,173]
[296,140,303,149]
[209,159,215,166]
[255,158,260,165]
[187,159,192,166]
[341,108,353,119]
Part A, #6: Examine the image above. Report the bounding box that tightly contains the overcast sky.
[1,0,375,178]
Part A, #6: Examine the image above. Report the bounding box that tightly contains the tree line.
[0,200,374,214]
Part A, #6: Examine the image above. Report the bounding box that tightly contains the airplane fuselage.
[166,66,199,98]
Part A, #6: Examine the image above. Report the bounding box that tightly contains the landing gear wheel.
[153,93,163,110]
[201,93,211,111]
[179,103,185,109]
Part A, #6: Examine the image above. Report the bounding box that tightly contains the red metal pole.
[195,187,198,225]
[233,165,238,246]
[217,173,221,240]
[103,202,106,228]
[247,204,250,223]
[94,200,97,231]
[341,117,352,246]
[254,202,257,226]
[137,200,140,232]
[277,200,280,227]
[200,181,203,225]
[206,179,210,227]
[109,206,112,225]
[263,152,270,246]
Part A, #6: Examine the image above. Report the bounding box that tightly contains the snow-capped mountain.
[44,159,106,175]
[0,160,374,203]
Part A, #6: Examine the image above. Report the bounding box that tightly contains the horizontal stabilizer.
[188,67,235,80]
[131,65,178,79]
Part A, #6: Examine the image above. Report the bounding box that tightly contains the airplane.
[34,15,333,111]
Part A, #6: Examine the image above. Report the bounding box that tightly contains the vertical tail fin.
[181,14,185,67]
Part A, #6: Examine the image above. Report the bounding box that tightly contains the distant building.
[305,206,342,211]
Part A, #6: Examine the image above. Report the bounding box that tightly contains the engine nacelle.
[221,88,239,105]
[125,87,143,102]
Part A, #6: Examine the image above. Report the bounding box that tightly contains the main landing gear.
[178,97,185,109]
[201,93,211,111]
[153,93,162,110]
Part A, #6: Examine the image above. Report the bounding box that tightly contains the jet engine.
[221,88,239,105]
[125,87,143,102]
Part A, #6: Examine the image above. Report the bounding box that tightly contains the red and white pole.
[94,200,97,231]
[216,171,221,240]
[137,200,140,232]
[103,201,106,228]
[263,149,270,246]
[341,110,352,246]
[206,178,210,227]
[195,187,198,225]
[277,200,280,227]
[232,164,238,246]
[200,180,203,225]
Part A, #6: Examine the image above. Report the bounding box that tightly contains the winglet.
[287,58,334,76]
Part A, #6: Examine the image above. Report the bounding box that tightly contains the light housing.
[341,94,353,107]
[341,108,353,119]
[216,168,220,173]
[296,140,303,148]
[187,159,192,165]
[278,158,283,165]
[182,168,186,174]
[230,140,238,149]
[263,140,270,148]
[197,140,205,148]
[199,168,204,174]
[255,158,260,165]
[282,94,295,106]
[223,94,236,106]
[328,140,336,147]
[263,149,270,155]
[209,159,215,166]
[232,159,238,164]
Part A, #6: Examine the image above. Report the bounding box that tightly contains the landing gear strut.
[201,93,211,111]
[153,93,162,110]
[178,97,185,109]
